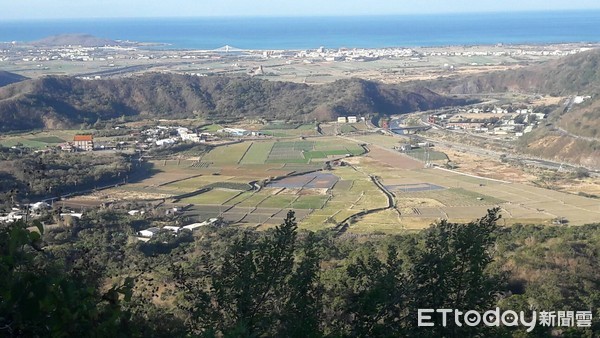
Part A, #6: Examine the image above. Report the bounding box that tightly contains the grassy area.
[263,139,364,164]
[407,188,504,207]
[404,148,448,162]
[261,130,291,137]
[180,189,242,205]
[340,125,357,133]
[201,142,252,165]
[291,195,329,209]
[239,142,274,164]
[29,136,66,143]
[260,123,300,130]
[200,124,223,132]
[258,195,297,208]
[235,192,271,207]
[166,176,237,192]
[347,209,406,234]
[266,141,312,163]
[296,124,318,130]
[0,139,48,148]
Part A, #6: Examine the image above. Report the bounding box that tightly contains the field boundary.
[434,166,512,184]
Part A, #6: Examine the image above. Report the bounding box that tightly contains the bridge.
[212,45,246,53]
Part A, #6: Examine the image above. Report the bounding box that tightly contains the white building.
[337,117,347,123]
[348,116,358,123]
[217,128,248,136]
[138,227,160,238]
[182,218,218,231]
[156,138,177,146]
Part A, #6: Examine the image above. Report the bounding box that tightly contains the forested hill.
[0,71,27,88]
[0,73,469,132]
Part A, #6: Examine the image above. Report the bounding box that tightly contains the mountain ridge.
[0,73,469,132]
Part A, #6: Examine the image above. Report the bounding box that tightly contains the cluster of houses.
[143,126,217,147]
[0,201,82,224]
[428,106,548,137]
[137,218,218,240]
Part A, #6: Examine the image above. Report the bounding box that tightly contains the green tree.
[174,211,322,337]
[0,221,136,337]
[409,208,503,337]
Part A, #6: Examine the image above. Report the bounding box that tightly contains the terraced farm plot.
[340,124,357,133]
[235,192,272,207]
[268,172,339,189]
[281,163,324,172]
[200,142,252,165]
[386,183,445,193]
[258,195,298,208]
[29,136,65,143]
[333,180,353,191]
[366,146,424,169]
[261,139,364,164]
[348,209,404,234]
[296,124,318,130]
[239,142,274,164]
[266,141,314,163]
[180,189,242,205]
[165,175,238,192]
[0,138,50,148]
[405,148,449,162]
[0,130,79,149]
[200,124,223,132]
[291,195,329,209]
[401,188,504,207]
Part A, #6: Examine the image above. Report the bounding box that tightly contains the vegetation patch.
[239,142,274,164]
[179,189,242,205]
[29,136,66,144]
[407,188,505,206]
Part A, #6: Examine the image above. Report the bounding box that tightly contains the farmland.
[0,130,78,148]
[53,129,600,233]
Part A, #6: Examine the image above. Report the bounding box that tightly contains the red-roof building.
[73,134,94,151]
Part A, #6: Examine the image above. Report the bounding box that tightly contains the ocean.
[1,11,600,50]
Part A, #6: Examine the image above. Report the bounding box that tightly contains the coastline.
[2,11,600,50]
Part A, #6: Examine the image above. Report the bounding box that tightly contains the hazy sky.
[4,0,600,20]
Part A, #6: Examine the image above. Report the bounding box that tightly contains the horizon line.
[4,8,600,22]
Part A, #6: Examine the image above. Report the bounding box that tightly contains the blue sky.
[4,0,600,20]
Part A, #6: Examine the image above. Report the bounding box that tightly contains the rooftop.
[73,134,93,142]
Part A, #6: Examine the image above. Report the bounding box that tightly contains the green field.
[264,140,364,164]
[200,124,223,132]
[340,125,357,133]
[296,124,318,130]
[0,139,48,148]
[401,188,504,207]
[180,189,242,205]
[200,142,252,165]
[291,195,329,209]
[258,195,298,208]
[0,130,89,149]
[239,142,274,164]
[29,136,66,143]
[404,148,449,162]
[166,176,237,192]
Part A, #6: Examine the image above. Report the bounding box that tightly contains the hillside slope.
[0,74,468,132]
[0,71,27,88]
[438,48,600,96]
[432,49,600,167]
